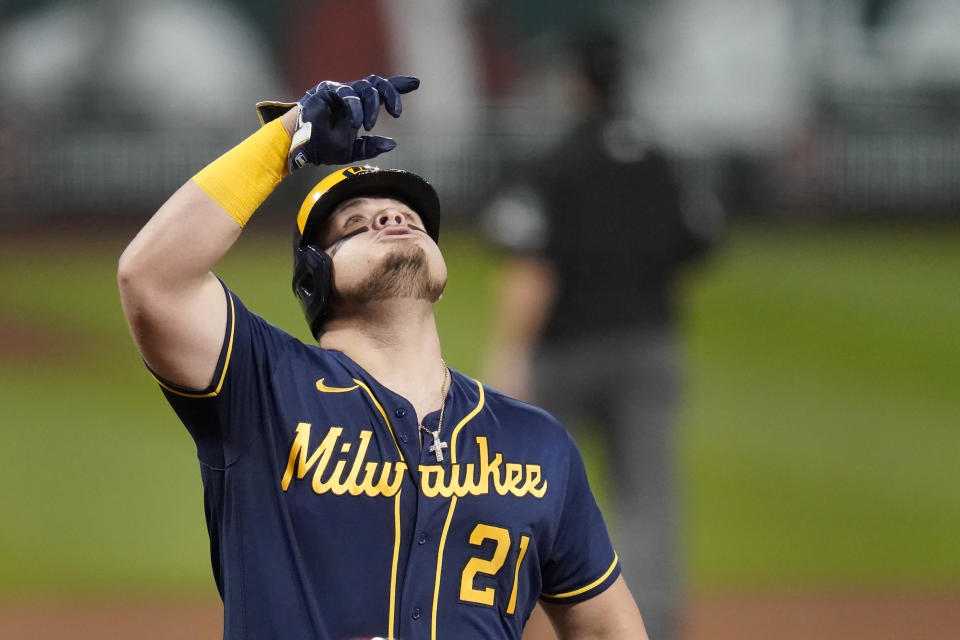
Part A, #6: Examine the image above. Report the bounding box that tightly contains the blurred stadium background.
[1,0,958,638]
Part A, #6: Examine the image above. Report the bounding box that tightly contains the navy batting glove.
[256,75,420,172]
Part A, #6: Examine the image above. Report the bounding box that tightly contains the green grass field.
[1,223,958,600]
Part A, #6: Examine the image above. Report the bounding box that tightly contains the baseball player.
[118,74,647,639]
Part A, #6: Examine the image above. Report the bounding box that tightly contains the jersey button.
[417,532,427,545]
[394,407,407,418]
[412,606,422,620]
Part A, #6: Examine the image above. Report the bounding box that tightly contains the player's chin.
[388,239,445,278]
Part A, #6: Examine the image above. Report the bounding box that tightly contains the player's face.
[319,196,447,305]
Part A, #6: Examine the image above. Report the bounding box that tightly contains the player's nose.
[372,208,408,229]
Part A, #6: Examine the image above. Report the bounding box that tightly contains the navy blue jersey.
[155,283,620,640]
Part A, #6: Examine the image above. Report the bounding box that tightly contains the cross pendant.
[425,428,449,462]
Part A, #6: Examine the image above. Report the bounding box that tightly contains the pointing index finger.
[388,75,420,94]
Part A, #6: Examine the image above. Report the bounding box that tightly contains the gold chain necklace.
[419,358,450,462]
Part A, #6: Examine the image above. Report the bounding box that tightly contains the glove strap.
[192,118,291,228]
[255,100,298,126]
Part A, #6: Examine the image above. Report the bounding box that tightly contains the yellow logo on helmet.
[344,166,374,177]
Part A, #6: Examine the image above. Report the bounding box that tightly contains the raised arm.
[118,75,419,389]
[117,109,296,389]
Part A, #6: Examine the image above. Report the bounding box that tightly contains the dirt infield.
[681,591,960,640]
[2,591,958,639]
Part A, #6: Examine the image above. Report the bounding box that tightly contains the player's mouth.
[377,226,422,240]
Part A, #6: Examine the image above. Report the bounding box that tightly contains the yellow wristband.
[192,117,291,227]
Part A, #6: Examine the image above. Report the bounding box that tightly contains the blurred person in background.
[483,25,722,640]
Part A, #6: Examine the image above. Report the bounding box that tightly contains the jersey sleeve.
[149,280,295,469]
[539,431,621,604]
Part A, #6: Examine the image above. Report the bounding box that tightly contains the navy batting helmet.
[292,165,441,339]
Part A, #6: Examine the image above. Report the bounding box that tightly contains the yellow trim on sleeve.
[388,488,402,638]
[153,293,236,398]
[352,379,404,460]
[431,496,458,640]
[448,379,485,464]
[541,553,619,600]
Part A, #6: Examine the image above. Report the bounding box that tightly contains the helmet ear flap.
[292,244,334,339]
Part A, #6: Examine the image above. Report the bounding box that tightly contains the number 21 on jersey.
[460,524,531,615]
